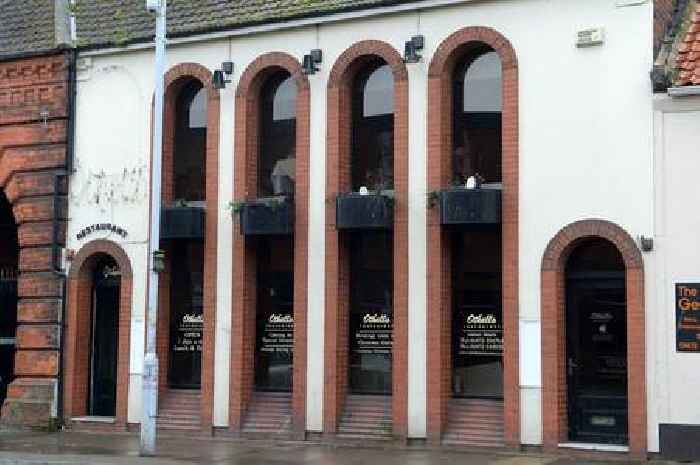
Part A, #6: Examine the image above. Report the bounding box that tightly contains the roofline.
[0,46,71,64]
[79,0,472,57]
[668,85,700,97]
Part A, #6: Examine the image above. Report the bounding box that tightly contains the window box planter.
[336,192,394,230]
[161,205,205,239]
[438,186,501,227]
[238,197,294,236]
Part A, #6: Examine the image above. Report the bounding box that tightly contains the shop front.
[0,194,17,411]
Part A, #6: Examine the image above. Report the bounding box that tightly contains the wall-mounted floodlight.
[403,35,425,63]
[212,61,233,90]
[302,49,323,75]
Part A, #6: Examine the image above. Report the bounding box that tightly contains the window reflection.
[174,81,207,201]
[259,72,297,197]
[453,49,502,185]
[352,62,394,191]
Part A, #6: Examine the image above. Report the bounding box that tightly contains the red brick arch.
[324,40,409,438]
[64,239,133,428]
[425,26,520,446]
[0,53,69,428]
[541,219,646,457]
[230,52,310,437]
[158,62,219,432]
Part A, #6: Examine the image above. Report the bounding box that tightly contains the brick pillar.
[0,53,70,428]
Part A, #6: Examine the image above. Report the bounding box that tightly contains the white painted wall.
[72,0,655,441]
[650,94,700,452]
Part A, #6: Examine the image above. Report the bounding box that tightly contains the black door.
[89,262,120,416]
[0,268,17,407]
[566,273,627,444]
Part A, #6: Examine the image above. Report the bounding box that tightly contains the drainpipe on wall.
[54,47,77,428]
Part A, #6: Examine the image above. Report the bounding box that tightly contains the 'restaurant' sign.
[676,283,700,352]
[76,223,128,241]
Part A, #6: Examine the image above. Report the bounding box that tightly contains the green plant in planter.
[228,200,245,214]
[427,191,441,208]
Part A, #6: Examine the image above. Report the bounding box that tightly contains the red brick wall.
[64,240,133,428]
[324,40,409,438]
[425,27,520,446]
[159,63,220,432]
[0,52,69,427]
[229,53,310,436]
[541,219,646,457]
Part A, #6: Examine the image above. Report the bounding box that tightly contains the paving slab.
[0,431,686,465]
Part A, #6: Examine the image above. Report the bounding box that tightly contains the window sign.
[676,283,700,352]
[456,309,503,356]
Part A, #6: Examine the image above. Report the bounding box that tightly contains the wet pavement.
[0,431,684,465]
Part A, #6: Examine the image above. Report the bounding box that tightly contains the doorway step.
[241,391,293,438]
[156,389,201,433]
[336,395,392,442]
[442,398,504,448]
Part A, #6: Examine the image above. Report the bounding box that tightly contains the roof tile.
[676,0,700,85]
[74,0,418,49]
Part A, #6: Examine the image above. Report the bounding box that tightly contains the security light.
[403,35,425,63]
[212,70,230,90]
[302,49,323,75]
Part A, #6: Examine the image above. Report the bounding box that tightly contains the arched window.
[174,80,207,201]
[453,48,502,184]
[352,61,394,191]
[259,71,297,197]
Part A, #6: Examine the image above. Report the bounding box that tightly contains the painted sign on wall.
[676,283,700,352]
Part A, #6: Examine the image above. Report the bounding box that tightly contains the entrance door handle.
[567,357,578,376]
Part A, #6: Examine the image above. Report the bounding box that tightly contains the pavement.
[0,431,690,465]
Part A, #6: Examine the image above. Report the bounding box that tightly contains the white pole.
[141,0,166,456]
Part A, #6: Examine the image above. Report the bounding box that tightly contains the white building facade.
[58,0,700,458]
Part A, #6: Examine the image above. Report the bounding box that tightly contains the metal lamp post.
[141,0,166,456]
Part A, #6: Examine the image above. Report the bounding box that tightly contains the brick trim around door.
[541,219,646,457]
[159,62,220,433]
[64,239,133,428]
[229,52,310,437]
[425,26,519,447]
[324,40,409,439]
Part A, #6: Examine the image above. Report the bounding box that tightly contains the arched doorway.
[65,240,132,428]
[541,220,646,456]
[565,239,627,444]
[0,192,18,409]
[88,255,121,416]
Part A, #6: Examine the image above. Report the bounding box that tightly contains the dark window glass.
[349,232,393,395]
[259,72,297,197]
[352,62,394,191]
[255,237,294,392]
[453,49,502,184]
[451,231,503,398]
[174,81,207,201]
[168,241,204,389]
